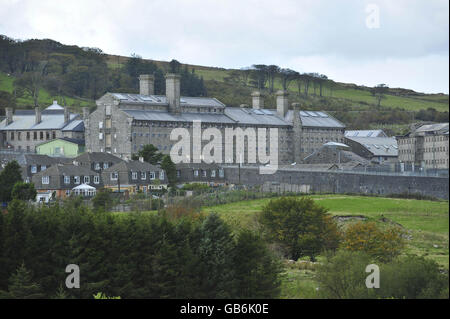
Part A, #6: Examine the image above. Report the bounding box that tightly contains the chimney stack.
[5,107,13,125]
[82,107,89,121]
[35,107,41,124]
[139,74,155,95]
[165,73,181,114]
[251,91,264,109]
[276,90,289,117]
[292,103,303,164]
[64,106,70,124]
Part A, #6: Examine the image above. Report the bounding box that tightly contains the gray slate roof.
[345,130,387,137]
[104,160,162,173]
[33,164,99,177]
[123,109,235,124]
[345,136,398,157]
[111,93,225,108]
[284,110,345,128]
[74,152,124,164]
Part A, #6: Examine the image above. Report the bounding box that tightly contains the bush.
[341,221,405,262]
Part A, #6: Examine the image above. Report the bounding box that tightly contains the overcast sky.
[0,0,448,93]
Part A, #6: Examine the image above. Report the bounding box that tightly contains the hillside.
[1,35,448,135]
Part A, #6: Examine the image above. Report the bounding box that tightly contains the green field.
[200,194,449,298]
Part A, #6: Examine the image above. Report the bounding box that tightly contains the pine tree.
[7,263,44,299]
[0,160,23,202]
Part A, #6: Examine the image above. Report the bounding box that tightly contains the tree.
[132,144,163,165]
[11,182,37,201]
[13,71,43,107]
[278,68,298,91]
[233,231,282,298]
[92,188,113,212]
[169,59,181,74]
[197,213,236,298]
[1,263,45,299]
[370,84,389,107]
[260,197,340,261]
[341,221,405,262]
[0,160,23,203]
[160,155,177,187]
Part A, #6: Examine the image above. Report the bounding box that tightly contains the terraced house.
[102,158,168,194]
[85,73,345,165]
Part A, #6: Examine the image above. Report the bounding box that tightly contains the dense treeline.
[0,35,206,110]
[0,199,281,299]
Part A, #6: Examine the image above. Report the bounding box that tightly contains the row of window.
[110,171,164,181]
[42,175,100,185]
[9,131,56,141]
[191,169,224,178]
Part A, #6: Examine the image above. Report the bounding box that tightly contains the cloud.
[0,0,448,93]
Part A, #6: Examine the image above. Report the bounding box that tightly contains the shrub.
[341,221,405,262]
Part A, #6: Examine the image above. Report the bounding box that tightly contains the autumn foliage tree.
[341,221,405,262]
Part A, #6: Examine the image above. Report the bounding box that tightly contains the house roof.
[345,130,387,137]
[74,152,124,164]
[345,136,398,157]
[72,183,96,190]
[33,164,99,177]
[111,93,226,108]
[104,160,162,173]
[415,123,449,134]
[61,120,84,132]
[37,137,85,147]
[284,110,345,128]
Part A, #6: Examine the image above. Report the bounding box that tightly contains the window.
[84,176,90,184]
[149,172,155,180]
[10,132,14,140]
[26,132,30,140]
[99,133,103,140]
[99,122,103,129]
[219,169,224,178]
[40,131,43,140]
[94,162,101,170]
[202,170,207,178]
[33,132,37,140]
[111,172,118,180]
[94,176,100,184]
[31,165,37,173]
[54,147,61,155]
[132,172,137,180]
[52,131,56,139]
[17,132,21,141]
[103,163,109,169]
[211,170,216,177]
[74,176,80,184]
[41,165,46,171]
[64,176,70,184]
[141,172,146,180]
[159,171,164,180]
[194,170,199,177]
[65,190,71,196]
[42,176,49,184]
[176,170,181,178]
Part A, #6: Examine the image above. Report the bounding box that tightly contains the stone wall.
[222,166,449,200]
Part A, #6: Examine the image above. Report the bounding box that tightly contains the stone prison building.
[85,74,345,165]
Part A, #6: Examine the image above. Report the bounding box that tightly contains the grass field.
[201,194,449,298]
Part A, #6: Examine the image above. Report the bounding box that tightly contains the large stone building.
[0,101,85,152]
[85,74,345,166]
[398,123,449,170]
[344,131,398,164]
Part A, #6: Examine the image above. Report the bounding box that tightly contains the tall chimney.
[35,107,41,124]
[251,91,264,109]
[82,107,89,121]
[5,107,13,125]
[165,73,181,114]
[276,90,289,117]
[139,74,155,95]
[64,106,70,124]
[292,103,303,164]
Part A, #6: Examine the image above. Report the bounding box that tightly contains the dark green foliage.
[11,182,37,201]
[0,199,281,299]
[0,160,23,202]
[0,263,44,299]
[92,188,113,212]
[160,155,177,187]
[260,197,341,261]
[316,251,449,299]
[132,144,163,165]
[234,231,282,298]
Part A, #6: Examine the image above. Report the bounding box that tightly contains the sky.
[0,0,448,94]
